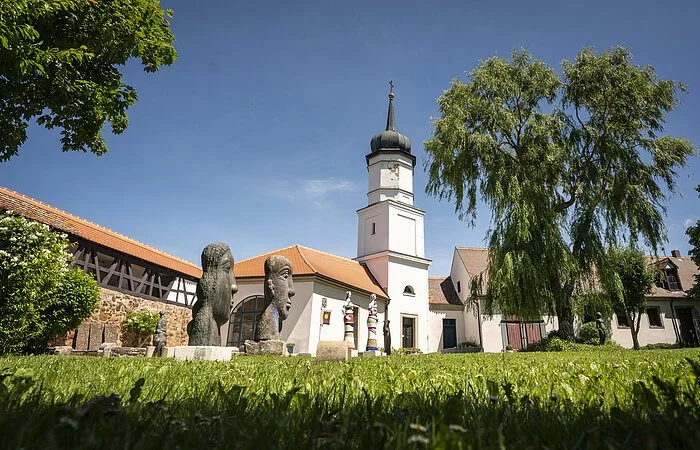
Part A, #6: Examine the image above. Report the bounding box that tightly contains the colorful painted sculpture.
[343,291,356,350]
[366,294,378,351]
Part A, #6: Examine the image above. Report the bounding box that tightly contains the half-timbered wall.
[70,238,197,307]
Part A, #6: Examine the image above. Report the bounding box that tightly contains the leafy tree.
[0,212,99,354]
[687,185,700,301]
[123,310,159,347]
[0,0,177,161]
[599,246,656,350]
[425,47,695,340]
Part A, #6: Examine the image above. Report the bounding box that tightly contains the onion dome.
[369,84,412,154]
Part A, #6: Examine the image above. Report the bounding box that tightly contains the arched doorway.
[227,295,265,347]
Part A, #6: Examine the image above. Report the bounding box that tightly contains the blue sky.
[1,0,698,275]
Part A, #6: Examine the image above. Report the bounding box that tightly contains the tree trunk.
[630,311,641,350]
[554,280,576,342]
[556,300,576,341]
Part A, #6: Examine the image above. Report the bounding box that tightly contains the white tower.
[355,84,431,353]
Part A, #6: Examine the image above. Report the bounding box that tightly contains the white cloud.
[271,178,357,207]
[684,218,695,228]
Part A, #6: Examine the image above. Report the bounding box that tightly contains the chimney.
[671,249,681,257]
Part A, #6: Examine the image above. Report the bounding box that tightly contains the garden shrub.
[643,342,681,350]
[459,339,479,348]
[0,212,99,355]
[123,311,159,347]
[578,321,600,345]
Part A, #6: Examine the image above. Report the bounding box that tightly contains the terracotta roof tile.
[0,186,202,279]
[234,245,388,299]
[429,276,462,305]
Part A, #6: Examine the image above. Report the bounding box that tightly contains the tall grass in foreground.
[1,349,700,449]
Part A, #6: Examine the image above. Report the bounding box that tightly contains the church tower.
[356,84,431,353]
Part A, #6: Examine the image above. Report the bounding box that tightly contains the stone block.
[88,323,104,350]
[315,341,349,362]
[103,324,118,344]
[349,349,358,358]
[50,346,73,355]
[146,346,155,357]
[75,323,90,351]
[361,350,381,357]
[244,340,286,356]
[99,342,118,357]
[109,347,147,357]
[173,346,233,362]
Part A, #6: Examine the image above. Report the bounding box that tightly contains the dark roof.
[429,276,463,306]
[648,255,698,299]
[367,91,413,164]
[0,185,202,279]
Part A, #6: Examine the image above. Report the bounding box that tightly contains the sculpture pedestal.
[361,350,381,357]
[173,346,234,361]
[244,340,287,356]
[146,346,176,358]
[316,341,349,362]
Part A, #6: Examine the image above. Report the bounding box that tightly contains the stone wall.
[57,288,192,348]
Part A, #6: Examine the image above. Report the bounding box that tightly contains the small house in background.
[609,252,699,348]
[230,245,388,355]
[0,186,199,350]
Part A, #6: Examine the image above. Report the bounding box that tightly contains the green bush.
[524,331,575,352]
[459,339,479,348]
[643,342,681,350]
[0,212,99,354]
[392,347,423,355]
[123,311,159,335]
[578,321,600,345]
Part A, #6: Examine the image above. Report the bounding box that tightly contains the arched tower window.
[227,295,265,347]
[403,285,415,296]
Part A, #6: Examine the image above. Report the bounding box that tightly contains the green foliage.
[600,246,657,349]
[425,47,696,340]
[459,339,479,348]
[392,347,423,355]
[687,185,700,301]
[0,212,99,354]
[578,322,600,345]
[2,350,700,448]
[643,342,681,350]
[122,311,159,336]
[526,333,575,352]
[0,0,177,161]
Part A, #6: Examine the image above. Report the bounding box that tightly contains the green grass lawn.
[2,348,700,449]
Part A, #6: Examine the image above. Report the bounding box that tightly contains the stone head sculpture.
[187,242,238,346]
[255,255,295,341]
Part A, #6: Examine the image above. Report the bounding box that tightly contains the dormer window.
[655,260,683,291]
[665,269,681,291]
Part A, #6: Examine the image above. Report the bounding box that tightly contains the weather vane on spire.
[389,80,394,94]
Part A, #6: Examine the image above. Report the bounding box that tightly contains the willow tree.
[0,0,177,161]
[425,47,695,340]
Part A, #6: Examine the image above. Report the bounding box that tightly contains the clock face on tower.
[384,163,399,187]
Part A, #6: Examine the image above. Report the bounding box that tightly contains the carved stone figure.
[366,294,378,351]
[383,319,391,355]
[152,310,167,356]
[343,291,356,350]
[187,243,238,346]
[595,312,606,345]
[254,255,295,341]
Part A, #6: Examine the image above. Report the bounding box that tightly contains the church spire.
[385,80,395,132]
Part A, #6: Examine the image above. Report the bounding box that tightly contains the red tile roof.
[0,185,202,279]
[429,276,462,306]
[234,245,388,299]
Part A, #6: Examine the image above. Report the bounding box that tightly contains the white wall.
[610,300,696,348]
[357,203,390,257]
[428,305,465,352]
[224,277,315,353]
[387,257,430,352]
[308,281,386,355]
